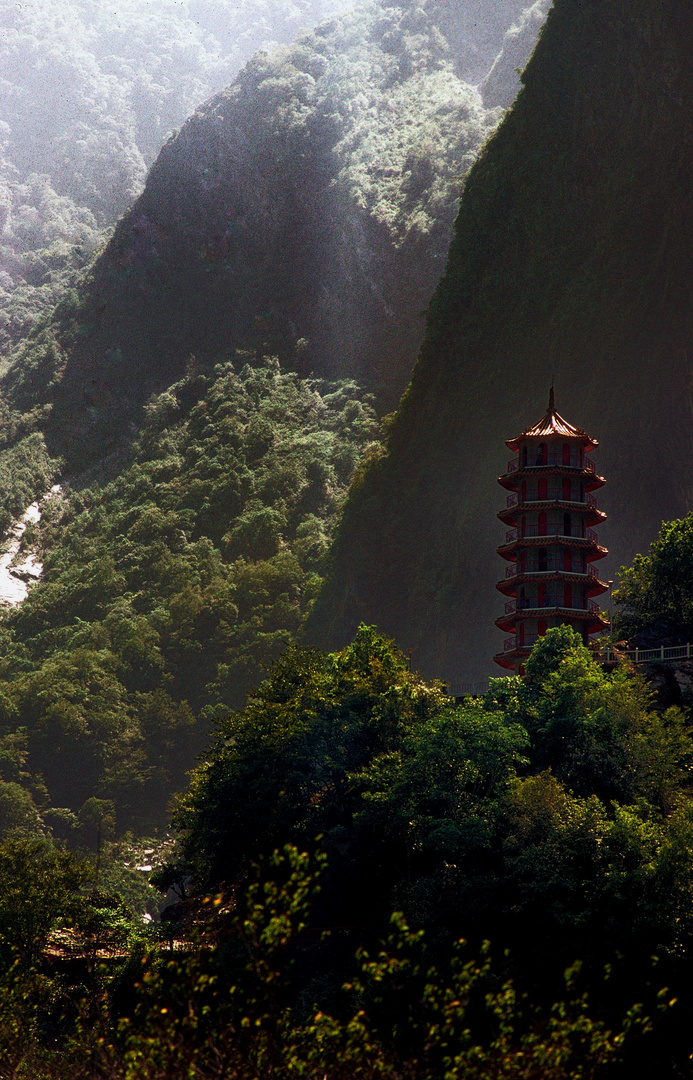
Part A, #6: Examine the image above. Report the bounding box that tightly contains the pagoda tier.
[494,391,609,674]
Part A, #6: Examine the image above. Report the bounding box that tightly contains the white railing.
[601,643,693,664]
[447,644,693,698]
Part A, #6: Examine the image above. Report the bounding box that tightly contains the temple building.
[494,391,609,673]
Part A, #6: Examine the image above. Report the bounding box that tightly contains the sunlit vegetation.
[613,513,693,644]
[0,357,381,835]
[1,0,515,465]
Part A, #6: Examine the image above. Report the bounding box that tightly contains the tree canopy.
[176,625,693,1005]
[613,513,693,643]
[0,358,381,834]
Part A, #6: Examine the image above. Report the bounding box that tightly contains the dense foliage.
[0,358,380,835]
[613,513,693,644]
[0,844,643,1080]
[2,626,693,1077]
[0,0,545,352]
[176,626,693,990]
[307,0,693,686]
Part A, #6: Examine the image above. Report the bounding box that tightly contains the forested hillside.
[0,0,553,477]
[0,0,554,842]
[0,357,380,835]
[308,0,693,684]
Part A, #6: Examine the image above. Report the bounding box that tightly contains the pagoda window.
[521,445,528,467]
[519,623,525,646]
[562,478,571,501]
[538,548,548,571]
[538,512,548,535]
[521,516,527,537]
[562,442,571,466]
[563,512,572,536]
[563,548,572,572]
[538,478,548,500]
[538,619,548,637]
[536,442,547,465]
[563,583,572,608]
[538,583,547,607]
[519,550,526,573]
[521,480,527,503]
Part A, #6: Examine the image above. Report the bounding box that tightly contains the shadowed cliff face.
[307,0,693,685]
[2,0,553,468]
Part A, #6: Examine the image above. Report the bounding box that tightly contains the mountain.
[0,0,357,355]
[306,0,693,684]
[0,0,551,836]
[1,0,553,472]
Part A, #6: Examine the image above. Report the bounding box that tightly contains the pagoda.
[494,390,609,673]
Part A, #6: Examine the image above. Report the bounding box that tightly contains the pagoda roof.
[506,389,597,451]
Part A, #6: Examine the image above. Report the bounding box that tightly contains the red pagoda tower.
[494,391,609,673]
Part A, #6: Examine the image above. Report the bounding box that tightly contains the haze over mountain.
[0,0,362,355]
[0,0,546,361]
[307,0,693,685]
[1,0,552,465]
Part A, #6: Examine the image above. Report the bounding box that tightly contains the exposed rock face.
[482,0,553,107]
[307,0,693,684]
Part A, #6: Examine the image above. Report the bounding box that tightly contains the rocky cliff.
[307,0,693,684]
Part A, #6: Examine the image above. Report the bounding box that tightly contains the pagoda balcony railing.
[503,598,601,614]
[513,492,598,508]
[505,564,599,580]
[506,457,596,475]
[505,526,600,542]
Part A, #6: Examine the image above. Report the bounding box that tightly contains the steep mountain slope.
[0,0,354,354]
[0,0,555,472]
[0,359,380,834]
[307,0,693,684]
[1,1,496,466]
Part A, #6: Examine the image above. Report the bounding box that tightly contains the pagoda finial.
[548,384,555,414]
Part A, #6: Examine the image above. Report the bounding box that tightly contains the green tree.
[0,837,90,967]
[614,513,693,640]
